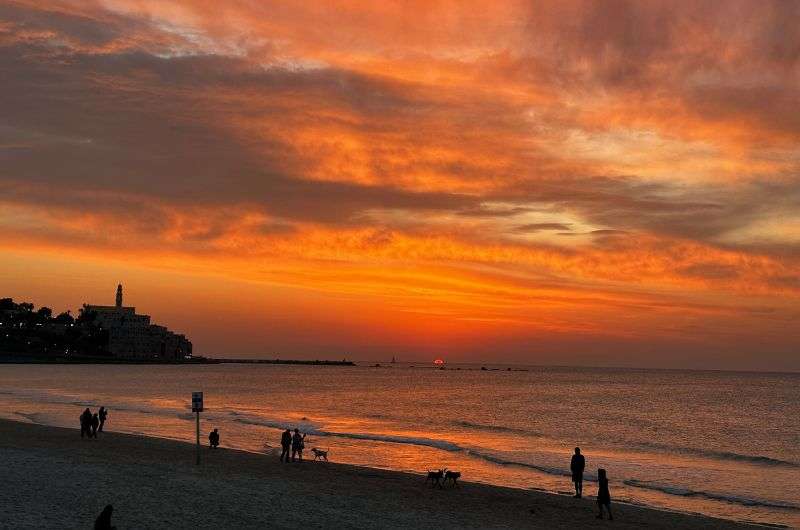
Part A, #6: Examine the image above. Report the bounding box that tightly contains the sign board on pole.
[192,391,203,465]
[192,391,203,412]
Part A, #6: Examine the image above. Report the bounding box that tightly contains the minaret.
[116,284,123,308]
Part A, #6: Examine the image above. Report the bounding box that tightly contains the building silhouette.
[84,284,192,360]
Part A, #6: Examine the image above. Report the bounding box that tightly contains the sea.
[1,363,798,527]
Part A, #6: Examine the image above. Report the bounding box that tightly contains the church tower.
[116,284,123,308]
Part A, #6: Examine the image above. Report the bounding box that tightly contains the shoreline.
[0,352,355,366]
[0,419,762,529]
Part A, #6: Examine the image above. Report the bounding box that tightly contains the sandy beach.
[0,419,759,529]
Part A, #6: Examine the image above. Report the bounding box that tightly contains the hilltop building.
[84,284,192,360]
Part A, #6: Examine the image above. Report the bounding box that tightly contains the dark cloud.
[0,2,183,55]
[678,263,741,280]
[0,0,798,257]
[483,175,800,255]
[513,222,572,232]
[520,0,800,142]
[766,275,800,291]
[457,206,533,218]
[256,221,297,235]
[686,85,800,139]
[590,229,628,236]
[0,4,127,47]
[0,12,478,226]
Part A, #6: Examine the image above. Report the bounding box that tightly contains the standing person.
[90,412,100,438]
[280,429,292,463]
[80,408,92,439]
[209,428,220,449]
[596,468,613,520]
[94,504,116,530]
[570,447,585,498]
[291,429,306,462]
[98,407,108,432]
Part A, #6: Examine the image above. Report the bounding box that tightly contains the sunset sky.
[1,0,798,369]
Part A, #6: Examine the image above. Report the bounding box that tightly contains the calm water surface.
[1,364,798,527]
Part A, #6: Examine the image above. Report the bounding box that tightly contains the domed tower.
[116,284,123,308]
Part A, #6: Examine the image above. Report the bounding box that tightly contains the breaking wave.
[635,441,798,468]
[624,480,800,511]
[227,410,464,452]
[314,430,463,453]
[0,388,179,418]
[454,420,536,436]
[466,449,575,479]
[229,411,318,432]
[13,411,46,425]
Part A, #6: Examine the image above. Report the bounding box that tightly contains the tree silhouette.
[0,298,18,310]
[54,311,74,324]
[77,304,97,324]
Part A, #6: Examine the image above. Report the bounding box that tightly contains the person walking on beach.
[80,408,92,438]
[280,429,292,463]
[98,406,108,432]
[94,504,116,530]
[596,468,613,520]
[209,428,220,449]
[90,412,100,438]
[570,447,585,498]
[291,428,306,462]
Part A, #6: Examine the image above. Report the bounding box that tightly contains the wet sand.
[0,419,757,529]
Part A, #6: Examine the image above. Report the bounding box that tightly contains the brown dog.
[443,470,461,488]
[425,468,445,488]
[311,448,328,461]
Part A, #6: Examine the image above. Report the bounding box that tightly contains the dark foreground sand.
[0,419,755,529]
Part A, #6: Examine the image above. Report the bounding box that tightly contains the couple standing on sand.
[280,428,306,462]
[80,407,108,438]
[570,447,613,520]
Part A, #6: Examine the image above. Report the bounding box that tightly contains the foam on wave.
[635,441,798,468]
[313,430,463,452]
[454,420,536,436]
[466,449,575,478]
[624,480,800,511]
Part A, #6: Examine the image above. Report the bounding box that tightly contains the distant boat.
[391,356,396,364]
[434,358,445,365]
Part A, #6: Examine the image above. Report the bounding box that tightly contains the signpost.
[192,391,203,465]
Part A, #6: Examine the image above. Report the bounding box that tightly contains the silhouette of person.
[570,447,585,498]
[596,468,613,520]
[80,408,92,439]
[94,504,116,530]
[91,412,100,438]
[291,428,306,462]
[98,407,108,432]
[280,429,292,463]
[209,428,220,449]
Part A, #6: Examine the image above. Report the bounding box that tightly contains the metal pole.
[195,410,200,465]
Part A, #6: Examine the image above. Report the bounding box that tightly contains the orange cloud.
[1,0,798,368]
